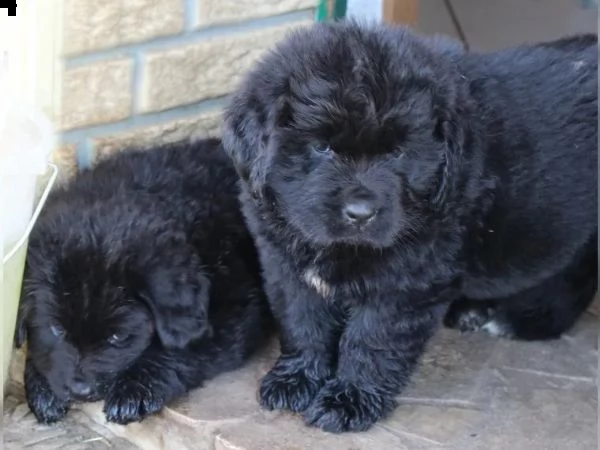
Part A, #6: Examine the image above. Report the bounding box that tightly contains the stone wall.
[55,0,317,180]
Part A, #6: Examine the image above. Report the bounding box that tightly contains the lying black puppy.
[222,22,598,433]
[17,138,272,425]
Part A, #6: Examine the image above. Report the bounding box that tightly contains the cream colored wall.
[0,1,63,121]
[0,0,64,404]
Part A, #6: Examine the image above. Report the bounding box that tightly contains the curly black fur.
[17,138,273,425]
[222,22,598,433]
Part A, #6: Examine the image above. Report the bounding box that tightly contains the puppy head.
[17,238,211,402]
[223,22,470,248]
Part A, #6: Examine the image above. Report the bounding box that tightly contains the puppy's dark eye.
[313,144,333,155]
[50,325,65,338]
[107,333,127,345]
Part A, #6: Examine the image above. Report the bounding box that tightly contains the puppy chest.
[303,268,333,298]
[301,266,373,304]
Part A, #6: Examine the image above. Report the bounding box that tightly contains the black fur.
[17,138,273,425]
[222,22,598,433]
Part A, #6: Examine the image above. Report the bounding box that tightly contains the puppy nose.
[343,200,377,225]
[70,380,91,398]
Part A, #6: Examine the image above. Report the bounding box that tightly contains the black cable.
[443,0,470,51]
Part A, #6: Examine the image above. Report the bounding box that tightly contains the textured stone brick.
[30,144,78,204]
[3,389,140,450]
[215,410,416,450]
[63,0,184,56]
[490,313,597,380]
[61,59,133,130]
[52,144,78,182]
[461,386,597,450]
[78,402,201,450]
[93,111,222,162]
[196,0,317,27]
[402,328,499,404]
[167,340,279,422]
[139,22,310,113]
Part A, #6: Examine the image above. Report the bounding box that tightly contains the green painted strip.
[315,0,347,22]
[316,0,329,21]
[333,0,347,19]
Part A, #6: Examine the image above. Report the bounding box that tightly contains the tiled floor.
[4,303,598,450]
[3,1,599,449]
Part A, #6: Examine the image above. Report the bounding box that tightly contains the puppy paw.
[103,378,165,425]
[443,298,498,331]
[444,300,515,338]
[24,363,70,424]
[444,305,492,332]
[259,356,329,413]
[303,379,394,433]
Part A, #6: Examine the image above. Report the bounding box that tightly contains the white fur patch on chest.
[303,268,332,298]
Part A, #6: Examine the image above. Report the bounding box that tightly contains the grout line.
[75,138,94,169]
[375,424,443,447]
[185,0,198,31]
[499,366,596,383]
[60,95,228,144]
[64,9,315,68]
[442,0,470,51]
[398,397,482,409]
[84,138,96,167]
[131,50,144,114]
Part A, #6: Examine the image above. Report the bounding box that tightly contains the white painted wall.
[346,0,384,22]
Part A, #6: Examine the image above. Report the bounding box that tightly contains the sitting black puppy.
[16,138,272,425]
[222,21,597,433]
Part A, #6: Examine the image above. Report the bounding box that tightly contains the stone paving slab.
[3,385,140,450]
[4,303,598,449]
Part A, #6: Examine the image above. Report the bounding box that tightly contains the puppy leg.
[304,299,443,432]
[24,359,70,424]
[259,284,341,414]
[445,244,597,340]
[103,347,201,425]
[104,309,272,425]
[445,281,596,340]
[443,297,499,334]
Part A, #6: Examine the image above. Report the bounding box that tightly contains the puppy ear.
[140,267,213,349]
[431,91,467,206]
[15,294,32,348]
[223,89,287,199]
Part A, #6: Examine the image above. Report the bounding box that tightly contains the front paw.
[444,299,493,332]
[444,299,513,337]
[103,378,166,425]
[259,356,329,413]
[304,379,395,433]
[25,363,70,424]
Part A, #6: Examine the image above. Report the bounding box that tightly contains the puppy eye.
[107,333,126,345]
[313,144,333,155]
[50,325,65,338]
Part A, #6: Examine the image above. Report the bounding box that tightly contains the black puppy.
[222,22,598,433]
[17,138,272,425]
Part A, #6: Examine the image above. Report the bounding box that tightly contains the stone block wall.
[55,0,317,180]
